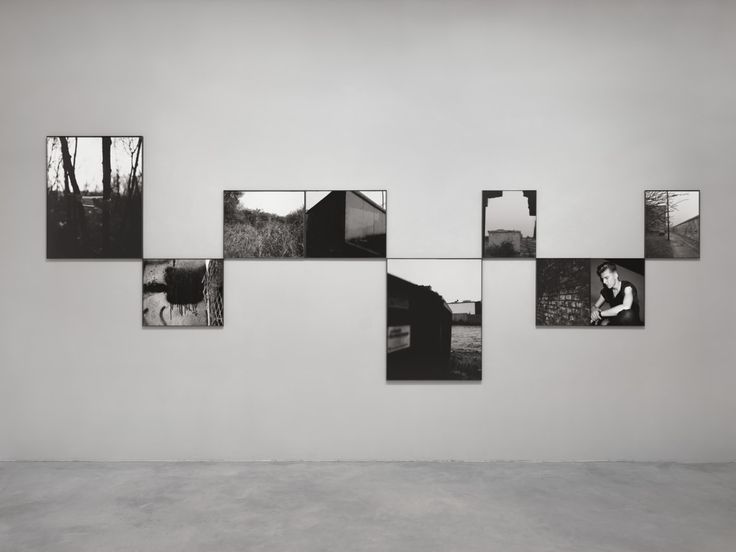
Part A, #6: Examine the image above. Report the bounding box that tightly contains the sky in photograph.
[306,190,387,210]
[238,191,305,215]
[388,259,481,303]
[668,191,699,226]
[484,191,536,237]
[46,137,141,193]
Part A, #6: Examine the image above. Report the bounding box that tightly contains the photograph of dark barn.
[645,190,700,258]
[224,191,305,258]
[387,259,481,381]
[305,191,387,257]
[143,259,224,327]
[482,190,536,258]
[46,136,143,258]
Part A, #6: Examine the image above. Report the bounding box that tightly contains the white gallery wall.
[1,0,735,461]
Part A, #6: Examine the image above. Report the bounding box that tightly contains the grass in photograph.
[225,207,304,258]
[448,351,482,380]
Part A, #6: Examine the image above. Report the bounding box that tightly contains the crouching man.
[590,262,642,326]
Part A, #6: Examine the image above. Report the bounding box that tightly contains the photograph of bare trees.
[46,137,143,258]
[644,190,700,258]
[142,259,224,327]
[224,191,305,258]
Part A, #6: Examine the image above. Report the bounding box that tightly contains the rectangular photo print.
[482,190,536,258]
[387,259,481,381]
[305,191,387,258]
[645,190,700,258]
[536,258,591,326]
[143,259,224,327]
[47,136,143,258]
[224,191,305,258]
[590,259,645,327]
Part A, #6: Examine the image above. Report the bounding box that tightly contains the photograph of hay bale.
[536,258,591,326]
[645,190,700,258]
[305,191,387,258]
[224,191,305,258]
[482,190,536,258]
[142,259,224,327]
[590,259,645,327]
[46,136,142,258]
[387,259,481,380]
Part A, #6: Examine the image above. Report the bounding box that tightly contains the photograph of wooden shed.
[387,273,452,380]
[305,190,387,257]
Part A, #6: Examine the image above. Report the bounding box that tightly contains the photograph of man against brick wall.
[482,190,536,258]
[536,259,590,326]
[589,259,645,327]
[645,190,700,258]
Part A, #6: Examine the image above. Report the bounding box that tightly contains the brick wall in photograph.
[536,259,590,326]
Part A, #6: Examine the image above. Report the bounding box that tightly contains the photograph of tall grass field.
[47,136,142,258]
[224,191,305,258]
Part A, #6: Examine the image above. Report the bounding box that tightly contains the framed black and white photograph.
[305,190,387,258]
[645,190,700,258]
[536,258,591,326]
[589,259,645,327]
[224,191,305,258]
[46,136,143,258]
[387,259,482,381]
[482,190,536,258]
[536,258,645,327]
[143,259,224,327]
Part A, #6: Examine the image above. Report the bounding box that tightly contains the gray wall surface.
[1,0,734,461]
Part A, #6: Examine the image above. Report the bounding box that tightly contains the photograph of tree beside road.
[644,190,700,259]
[46,136,143,258]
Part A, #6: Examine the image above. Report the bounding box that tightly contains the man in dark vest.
[590,262,642,326]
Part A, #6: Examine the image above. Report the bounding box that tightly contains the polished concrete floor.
[1,462,734,551]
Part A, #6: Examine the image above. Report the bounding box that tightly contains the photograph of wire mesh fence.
[142,259,224,327]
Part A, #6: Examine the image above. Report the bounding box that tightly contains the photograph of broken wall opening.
[536,258,591,326]
[46,137,142,258]
[387,259,481,381]
[482,190,536,258]
[590,259,645,326]
[645,190,700,258]
[142,259,224,327]
[224,191,305,258]
[305,191,387,258]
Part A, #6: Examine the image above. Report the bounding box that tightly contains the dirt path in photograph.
[668,233,699,258]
